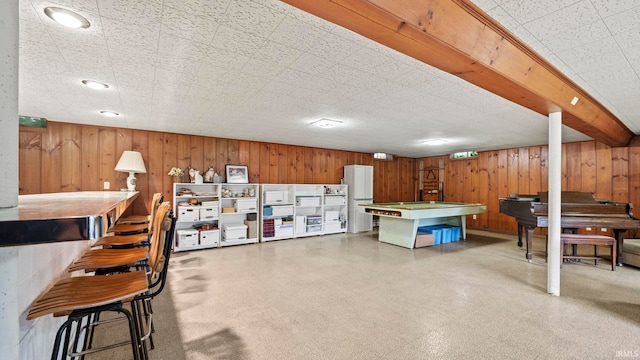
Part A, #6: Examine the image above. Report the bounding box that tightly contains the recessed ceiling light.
[423,139,448,146]
[99,111,119,117]
[44,7,90,29]
[311,118,342,128]
[82,80,109,89]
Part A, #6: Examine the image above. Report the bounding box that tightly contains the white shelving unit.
[261,184,295,242]
[219,183,260,246]
[259,184,348,241]
[294,184,325,238]
[173,182,221,252]
[322,185,348,234]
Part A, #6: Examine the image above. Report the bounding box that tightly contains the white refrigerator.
[344,165,374,233]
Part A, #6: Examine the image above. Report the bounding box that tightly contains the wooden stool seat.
[560,234,616,271]
[68,248,148,273]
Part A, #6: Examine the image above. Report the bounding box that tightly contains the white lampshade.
[115,151,146,191]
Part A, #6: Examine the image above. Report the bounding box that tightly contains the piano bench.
[560,234,616,271]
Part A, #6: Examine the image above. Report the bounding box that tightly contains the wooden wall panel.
[25,121,640,237]
[131,130,149,215]
[41,122,63,193]
[19,130,42,194]
[611,147,629,203]
[528,146,541,194]
[98,127,116,192]
[248,141,261,184]
[147,132,164,204]
[517,147,529,195]
[477,152,489,229]
[269,143,278,183]
[580,141,596,194]
[595,142,612,201]
[540,146,549,192]
[628,139,640,212]
[260,143,270,184]
[61,124,81,192]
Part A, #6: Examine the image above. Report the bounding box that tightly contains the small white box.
[177,230,199,247]
[234,198,257,212]
[275,224,294,237]
[265,191,288,203]
[201,200,219,207]
[271,205,294,216]
[223,224,248,240]
[324,196,346,205]
[274,218,283,226]
[199,229,219,246]
[324,221,342,233]
[178,206,199,222]
[296,197,320,207]
[199,207,218,220]
[325,211,339,221]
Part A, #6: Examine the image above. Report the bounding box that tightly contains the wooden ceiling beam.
[282,0,634,147]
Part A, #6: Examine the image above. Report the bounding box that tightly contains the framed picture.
[225,164,249,184]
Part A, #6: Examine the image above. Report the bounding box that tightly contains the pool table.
[359,201,487,249]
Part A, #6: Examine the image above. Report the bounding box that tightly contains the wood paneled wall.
[420,139,640,237]
[19,122,417,214]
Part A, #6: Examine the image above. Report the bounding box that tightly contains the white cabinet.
[219,184,259,246]
[173,183,221,252]
[260,184,348,241]
[261,184,295,242]
[294,184,324,237]
[323,185,348,234]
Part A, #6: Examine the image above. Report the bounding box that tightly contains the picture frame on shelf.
[225,164,249,184]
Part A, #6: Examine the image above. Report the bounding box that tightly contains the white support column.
[547,112,562,296]
[0,0,20,358]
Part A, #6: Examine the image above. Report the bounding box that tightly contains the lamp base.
[126,172,137,191]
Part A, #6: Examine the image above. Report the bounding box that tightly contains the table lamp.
[114,151,147,191]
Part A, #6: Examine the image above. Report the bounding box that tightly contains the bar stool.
[108,193,163,235]
[27,205,176,360]
[94,195,164,248]
[116,193,163,225]
[69,203,171,274]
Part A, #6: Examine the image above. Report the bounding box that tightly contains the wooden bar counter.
[0,191,138,247]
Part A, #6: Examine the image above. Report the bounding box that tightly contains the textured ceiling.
[18,0,640,157]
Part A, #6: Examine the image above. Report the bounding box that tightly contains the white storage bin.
[325,211,340,221]
[234,198,257,212]
[272,205,294,216]
[178,206,199,222]
[275,224,294,237]
[325,196,346,205]
[265,191,288,203]
[306,224,322,233]
[199,207,218,220]
[296,197,320,207]
[324,221,342,233]
[199,229,219,246]
[223,224,248,240]
[177,230,199,247]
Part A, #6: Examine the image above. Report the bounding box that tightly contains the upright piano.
[499,191,640,265]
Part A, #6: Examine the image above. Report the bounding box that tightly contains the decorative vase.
[172,176,181,183]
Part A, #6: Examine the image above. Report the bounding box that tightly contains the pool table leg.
[460,216,466,239]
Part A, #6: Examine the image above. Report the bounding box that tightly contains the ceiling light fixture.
[571,96,579,106]
[44,7,90,29]
[374,152,394,160]
[99,111,119,117]
[311,118,342,128]
[423,139,448,146]
[82,80,109,89]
